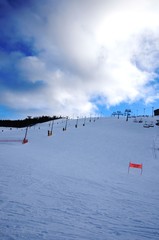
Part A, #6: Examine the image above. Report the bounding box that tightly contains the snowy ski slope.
[0,116,159,240]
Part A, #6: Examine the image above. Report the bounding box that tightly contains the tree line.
[0,116,62,128]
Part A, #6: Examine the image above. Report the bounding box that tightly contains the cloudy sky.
[1,0,159,119]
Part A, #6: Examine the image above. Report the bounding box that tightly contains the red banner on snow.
[129,162,142,169]
[128,162,143,174]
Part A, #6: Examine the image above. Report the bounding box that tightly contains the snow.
[0,117,159,239]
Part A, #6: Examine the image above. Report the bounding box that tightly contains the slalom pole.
[83,116,86,126]
[24,126,28,139]
[128,162,130,174]
[23,126,29,144]
[63,117,68,131]
[141,163,143,175]
[75,117,79,128]
[48,119,55,136]
[51,119,54,132]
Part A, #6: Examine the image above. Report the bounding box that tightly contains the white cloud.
[18,56,47,82]
[3,0,159,116]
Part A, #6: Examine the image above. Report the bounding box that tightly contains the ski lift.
[133,118,138,123]
[149,121,154,127]
[143,121,150,128]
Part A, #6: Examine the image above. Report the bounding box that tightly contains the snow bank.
[0,117,159,239]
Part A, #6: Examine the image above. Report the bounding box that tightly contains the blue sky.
[1,0,159,119]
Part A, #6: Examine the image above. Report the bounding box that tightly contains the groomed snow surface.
[0,117,159,240]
